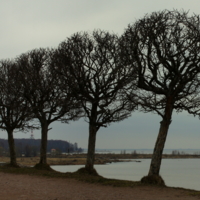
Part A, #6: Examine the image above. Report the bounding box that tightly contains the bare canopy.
[0,59,33,167]
[54,30,136,172]
[16,48,82,166]
[121,10,200,180]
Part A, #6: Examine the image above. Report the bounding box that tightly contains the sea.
[51,159,200,191]
[52,149,200,191]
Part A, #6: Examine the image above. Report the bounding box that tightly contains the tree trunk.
[39,123,48,164]
[7,129,18,167]
[148,98,174,176]
[85,123,97,172]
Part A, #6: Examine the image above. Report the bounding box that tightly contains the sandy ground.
[0,172,200,200]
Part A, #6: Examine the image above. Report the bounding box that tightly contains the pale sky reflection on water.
[51,158,200,191]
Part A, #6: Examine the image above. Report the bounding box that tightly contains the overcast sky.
[0,0,200,150]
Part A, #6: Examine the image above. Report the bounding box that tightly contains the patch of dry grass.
[0,156,87,166]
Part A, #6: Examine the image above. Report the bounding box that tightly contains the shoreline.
[0,172,200,200]
[0,155,200,199]
[0,153,200,166]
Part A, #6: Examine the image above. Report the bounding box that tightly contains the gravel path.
[0,172,199,200]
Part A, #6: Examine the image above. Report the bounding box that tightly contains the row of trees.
[1,9,200,183]
[0,49,82,167]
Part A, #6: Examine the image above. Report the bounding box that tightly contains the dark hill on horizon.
[0,138,83,157]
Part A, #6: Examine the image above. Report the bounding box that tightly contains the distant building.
[51,148,56,155]
[74,143,78,151]
[30,129,35,139]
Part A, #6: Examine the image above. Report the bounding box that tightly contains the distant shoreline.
[1,153,200,166]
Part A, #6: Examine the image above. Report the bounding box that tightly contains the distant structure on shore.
[30,130,34,140]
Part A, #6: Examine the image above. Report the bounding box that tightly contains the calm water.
[51,159,200,191]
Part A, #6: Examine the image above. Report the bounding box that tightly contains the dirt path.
[0,172,199,200]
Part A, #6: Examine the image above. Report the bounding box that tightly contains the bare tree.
[0,59,34,167]
[55,30,136,173]
[121,10,200,182]
[17,48,82,167]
